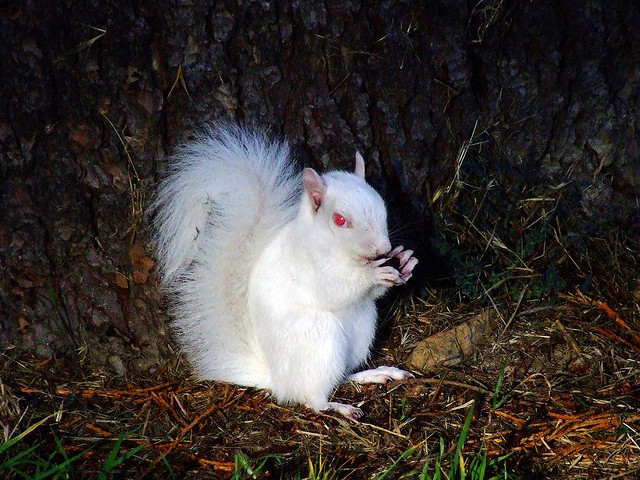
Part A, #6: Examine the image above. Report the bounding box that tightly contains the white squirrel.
[151,125,418,420]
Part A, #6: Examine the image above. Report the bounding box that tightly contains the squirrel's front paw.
[389,245,418,283]
[371,258,404,286]
[372,246,418,286]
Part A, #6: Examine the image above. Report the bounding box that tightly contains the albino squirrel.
[151,125,418,420]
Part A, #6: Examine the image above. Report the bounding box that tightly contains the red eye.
[333,213,347,227]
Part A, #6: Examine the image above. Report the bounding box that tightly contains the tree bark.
[1,0,638,374]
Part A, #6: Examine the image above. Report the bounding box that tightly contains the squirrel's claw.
[401,256,419,277]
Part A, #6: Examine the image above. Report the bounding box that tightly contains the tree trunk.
[1,0,638,374]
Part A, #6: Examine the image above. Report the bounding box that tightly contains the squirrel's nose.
[375,238,392,257]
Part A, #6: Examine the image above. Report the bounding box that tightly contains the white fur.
[151,125,416,419]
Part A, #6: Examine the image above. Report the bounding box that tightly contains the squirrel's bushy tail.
[150,125,301,382]
[151,125,300,284]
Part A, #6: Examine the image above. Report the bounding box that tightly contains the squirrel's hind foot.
[348,366,414,384]
[324,401,364,421]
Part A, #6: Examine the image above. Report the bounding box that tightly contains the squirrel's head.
[302,152,391,262]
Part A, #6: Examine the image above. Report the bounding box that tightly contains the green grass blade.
[97,430,145,479]
[159,453,176,479]
[449,402,474,479]
[231,452,250,480]
[492,364,511,410]
[0,443,40,471]
[34,452,85,480]
[377,444,420,480]
[0,411,63,456]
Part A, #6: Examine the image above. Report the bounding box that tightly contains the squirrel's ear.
[354,151,365,179]
[303,168,326,212]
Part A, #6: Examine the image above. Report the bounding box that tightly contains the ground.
[2,286,639,478]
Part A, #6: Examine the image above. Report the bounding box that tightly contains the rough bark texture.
[1,0,638,374]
